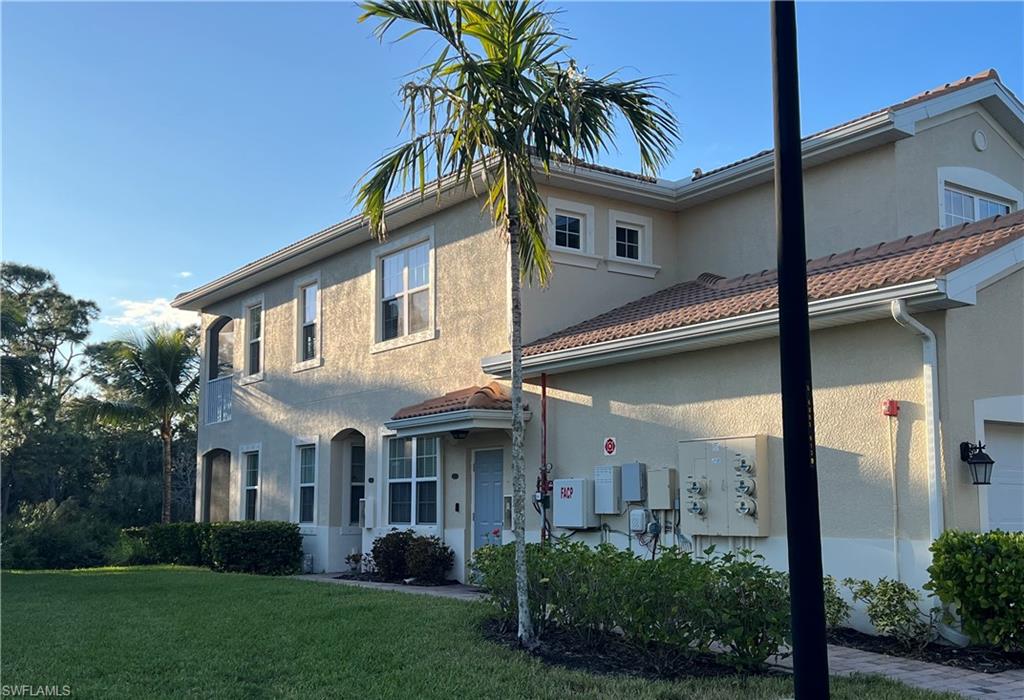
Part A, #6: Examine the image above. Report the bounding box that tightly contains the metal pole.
[770,2,830,697]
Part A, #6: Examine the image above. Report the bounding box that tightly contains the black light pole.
[770,1,830,697]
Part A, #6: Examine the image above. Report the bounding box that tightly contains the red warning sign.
[603,437,617,456]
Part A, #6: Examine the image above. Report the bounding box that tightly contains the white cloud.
[177,271,194,278]
[101,298,199,329]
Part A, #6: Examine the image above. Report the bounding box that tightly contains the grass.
[1,567,958,699]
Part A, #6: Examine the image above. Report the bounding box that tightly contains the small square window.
[615,226,640,260]
[555,214,582,250]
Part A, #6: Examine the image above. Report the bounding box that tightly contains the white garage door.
[986,422,1024,532]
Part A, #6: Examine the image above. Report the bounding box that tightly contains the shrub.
[926,530,1024,651]
[844,577,936,649]
[143,523,213,566]
[405,536,454,584]
[371,529,416,581]
[208,521,303,575]
[823,575,851,631]
[1,499,117,570]
[106,529,155,566]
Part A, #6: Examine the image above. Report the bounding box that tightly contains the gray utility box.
[621,462,647,502]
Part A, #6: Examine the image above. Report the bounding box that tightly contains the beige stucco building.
[173,70,1024,590]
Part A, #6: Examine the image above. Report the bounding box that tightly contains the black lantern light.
[959,441,995,485]
[450,429,469,440]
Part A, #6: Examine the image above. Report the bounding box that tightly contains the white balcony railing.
[205,375,233,425]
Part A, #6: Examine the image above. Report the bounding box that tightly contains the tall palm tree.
[356,0,678,647]
[78,327,199,523]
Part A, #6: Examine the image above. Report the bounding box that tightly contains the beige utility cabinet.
[678,434,769,537]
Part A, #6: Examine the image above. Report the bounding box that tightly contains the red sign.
[559,485,574,499]
[603,437,617,456]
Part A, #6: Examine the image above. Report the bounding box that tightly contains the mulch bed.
[828,627,1024,674]
[482,619,784,682]
[332,571,459,587]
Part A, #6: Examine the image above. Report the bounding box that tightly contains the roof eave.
[481,279,950,378]
[384,407,530,438]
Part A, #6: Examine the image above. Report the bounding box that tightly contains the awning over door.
[385,382,529,438]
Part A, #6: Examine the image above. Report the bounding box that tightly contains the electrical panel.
[552,478,599,529]
[593,466,621,514]
[646,467,678,510]
[621,462,647,502]
[678,435,769,537]
[629,508,648,533]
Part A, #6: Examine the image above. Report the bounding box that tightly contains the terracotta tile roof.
[692,70,1002,181]
[392,382,516,420]
[524,210,1024,357]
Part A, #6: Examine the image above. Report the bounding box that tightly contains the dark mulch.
[828,627,1024,674]
[332,571,459,587]
[482,619,785,682]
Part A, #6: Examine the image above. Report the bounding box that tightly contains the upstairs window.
[246,304,262,376]
[300,282,318,361]
[298,444,316,523]
[387,436,438,525]
[944,186,1011,227]
[615,225,641,260]
[243,451,259,521]
[555,214,582,250]
[381,241,430,341]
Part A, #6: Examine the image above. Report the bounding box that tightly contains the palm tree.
[356,0,678,647]
[78,327,199,523]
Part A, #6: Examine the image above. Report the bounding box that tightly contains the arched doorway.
[330,429,366,528]
[200,448,231,522]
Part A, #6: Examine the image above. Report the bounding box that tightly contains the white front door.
[985,422,1024,532]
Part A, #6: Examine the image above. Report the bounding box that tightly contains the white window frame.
[370,228,437,353]
[291,436,320,525]
[239,442,261,521]
[386,435,441,527]
[545,197,599,269]
[240,294,265,384]
[348,442,366,526]
[936,167,1021,229]
[606,209,660,278]
[293,272,323,372]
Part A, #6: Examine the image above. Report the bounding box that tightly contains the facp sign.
[603,437,617,456]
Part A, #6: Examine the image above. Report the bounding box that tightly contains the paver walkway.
[296,573,1024,699]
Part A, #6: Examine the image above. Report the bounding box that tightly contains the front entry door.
[473,449,504,551]
[986,422,1024,532]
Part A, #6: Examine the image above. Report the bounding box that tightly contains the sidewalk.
[297,573,1024,699]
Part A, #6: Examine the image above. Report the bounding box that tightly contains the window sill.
[239,372,264,386]
[550,248,601,270]
[371,327,439,354]
[292,356,324,373]
[605,258,661,278]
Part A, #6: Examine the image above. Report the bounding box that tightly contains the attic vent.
[696,272,725,287]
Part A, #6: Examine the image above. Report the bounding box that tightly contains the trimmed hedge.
[116,521,302,576]
[926,530,1024,651]
[370,529,454,583]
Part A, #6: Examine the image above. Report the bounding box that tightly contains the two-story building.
[173,69,1024,589]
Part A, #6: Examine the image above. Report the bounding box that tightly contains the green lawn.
[1,567,957,699]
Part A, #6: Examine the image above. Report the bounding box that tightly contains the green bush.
[405,535,454,583]
[472,541,791,670]
[844,577,936,649]
[1,499,117,570]
[143,523,213,566]
[926,530,1024,651]
[823,574,851,631]
[209,521,303,575]
[106,529,155,566]
[371,529,416,581]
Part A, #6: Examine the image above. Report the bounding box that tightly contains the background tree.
[356,0,677,646]
[78,327,199,523]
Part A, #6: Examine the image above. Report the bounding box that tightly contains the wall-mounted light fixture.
[959,441,995,485]
[450,429,469,440]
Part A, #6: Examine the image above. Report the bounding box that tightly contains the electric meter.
[735,457,754,475]
[686,498,706,516]
[684,478,705,495]
[735,497,757,517]
[734,477,756,496]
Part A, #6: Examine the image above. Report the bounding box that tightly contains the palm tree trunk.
[506,169,536,649]
[161,417,173,523]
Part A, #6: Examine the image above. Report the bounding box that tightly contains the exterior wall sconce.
[450,429,469,440]
[959,441,995,485]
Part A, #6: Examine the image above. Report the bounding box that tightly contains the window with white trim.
[245,303,262,376]
[298,444,316,523]
[243,451,259,521]
[388,436,438,525]
[299,282,318,361]
[944,185,1011,227]
[349,444,365,525]
[615,225,640,260]
[380,241,430,342]
[554,214,582,250]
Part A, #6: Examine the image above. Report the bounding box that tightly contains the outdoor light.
[959,441,995,485]
[450,429,469,440]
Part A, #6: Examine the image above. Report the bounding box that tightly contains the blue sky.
[4,1,1022,341]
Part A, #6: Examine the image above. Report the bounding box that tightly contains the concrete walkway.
[296,573,1024,699]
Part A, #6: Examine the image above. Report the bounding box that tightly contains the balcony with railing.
[205,374,233,425]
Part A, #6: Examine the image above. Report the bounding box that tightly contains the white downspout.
[890,300,944,543]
